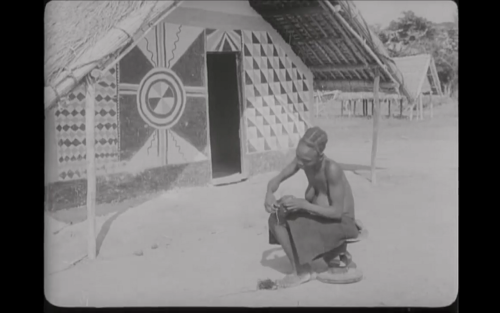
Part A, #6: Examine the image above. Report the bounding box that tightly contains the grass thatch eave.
[44,1,181,110]
[44,1,150,86]
[248,0,410,99]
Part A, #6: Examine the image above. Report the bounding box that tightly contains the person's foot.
[317,266,363,284]
[276,272,312,289]
[317,260,362,284]
[326,259,357,274]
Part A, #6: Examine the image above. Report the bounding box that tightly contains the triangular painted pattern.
[167,130,208,164]
[242,30,310,153]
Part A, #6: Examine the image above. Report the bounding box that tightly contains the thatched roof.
[46,1,138,86]
[44,1,182,87]
[248,0,410,97]
[392,54,443,100]
[45,0,410,109]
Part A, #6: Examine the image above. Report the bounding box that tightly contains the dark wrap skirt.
[268,211,359,265]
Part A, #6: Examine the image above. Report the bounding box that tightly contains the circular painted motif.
[137,68,186,129]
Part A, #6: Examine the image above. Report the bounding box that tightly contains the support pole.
[430,93,434,119]
[315,92,319,118]
[341,100,344,117]
[388,99,391,117]
[419,93,424,120]
[371,73,381,185]
[85,73,97,260]
[416,95,419,120]
[400,98,403,117]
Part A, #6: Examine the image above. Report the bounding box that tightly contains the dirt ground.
[45,102,458,307]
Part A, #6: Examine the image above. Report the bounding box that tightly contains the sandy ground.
[45,102,458,307]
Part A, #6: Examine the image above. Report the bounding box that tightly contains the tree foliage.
[372,11,458,96]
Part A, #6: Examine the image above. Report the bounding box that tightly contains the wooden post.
[371,73,381,185]
[341,100,344,117]
[419,94,424,120]
[371,99,374,117]
[415,95,419,120]
[315,92,319,118]
[400,98,403,117]
[416,95,420,120]
[85,74,97,260]
[430,93,434,119]
[388,99,391,117]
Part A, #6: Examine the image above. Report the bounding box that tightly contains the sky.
[353,1,458,27]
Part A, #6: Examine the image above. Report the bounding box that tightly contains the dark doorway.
[206,52,242,179]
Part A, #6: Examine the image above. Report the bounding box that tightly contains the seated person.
[264,126,361,288]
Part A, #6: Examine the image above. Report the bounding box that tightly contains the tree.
[374,11,458,97]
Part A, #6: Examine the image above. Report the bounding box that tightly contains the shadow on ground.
[96,207,130,257]
[260,247,291,274]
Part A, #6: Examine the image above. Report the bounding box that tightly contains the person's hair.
[299,126,328,155]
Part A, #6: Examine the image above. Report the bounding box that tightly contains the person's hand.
[264,192,278,214]
[282,197,308,212]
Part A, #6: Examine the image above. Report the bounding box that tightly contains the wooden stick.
[430,93,434,119]
[315,92,320,118]
[371,73,381,185]
[415,97,419,120]
[416,95,419,120]
[85,75,97,260]
[419,93,424,120]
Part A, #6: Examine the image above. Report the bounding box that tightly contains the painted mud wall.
[45,2,314,210]
[170,1,314,176]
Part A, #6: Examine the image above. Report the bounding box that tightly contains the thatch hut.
[319,54,444,119]
[45,0,406,211]
[392,54,443,120]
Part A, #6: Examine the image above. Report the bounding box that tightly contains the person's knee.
[268,213,287,234]
[268,213,278,229]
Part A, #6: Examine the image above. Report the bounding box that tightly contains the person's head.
[296,126,328,169]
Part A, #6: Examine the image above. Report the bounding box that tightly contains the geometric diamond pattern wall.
[54,66,119,181]
[242,30,311,153]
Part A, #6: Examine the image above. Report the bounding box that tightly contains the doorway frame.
[205,51,248,183]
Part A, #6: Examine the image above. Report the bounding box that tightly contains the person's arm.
[266,158,300,194]
[305,184,315,203]
[302,163,344,220]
